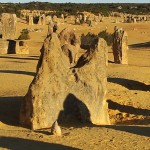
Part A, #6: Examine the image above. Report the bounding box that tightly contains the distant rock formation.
[15,41,29,54]
[112,27,128,64]
[0,40,9,54]
[1,13,17,40]
[28,15,33,25]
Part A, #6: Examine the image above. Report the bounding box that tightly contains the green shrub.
[80,32,98,50]
[98,30,113,46]
[18,29,30,40]
[81,31,113,48]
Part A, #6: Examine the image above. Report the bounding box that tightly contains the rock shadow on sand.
[58,93,91,128]
[0,96,23,126]
[129,42,150,49]
[0,136,79,150]
[108,78,150,91]
[0,70,36,76]
[0,55,39,61]
[105,125,150,137]
[108,100,150,116]
[107,99,150,125]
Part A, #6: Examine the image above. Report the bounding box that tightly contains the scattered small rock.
[51,120,62,136]
[39,135,43,138]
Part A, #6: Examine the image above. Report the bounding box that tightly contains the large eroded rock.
[20,33,110,130]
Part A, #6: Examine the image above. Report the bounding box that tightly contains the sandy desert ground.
[0,17,150,149]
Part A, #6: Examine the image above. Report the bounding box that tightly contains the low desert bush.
[98,30,113,46]
[18,29,30,40]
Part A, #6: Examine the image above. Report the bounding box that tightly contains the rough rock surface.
[58,28,80,47]
[15,41,29,54]
[46,15,52,25]
[38,16,42,25]
[52,15,58,23]
[20,32,110,130]
[0,40,9,54]
[41,14,46,25]
[1,13,16,40]
[58,28,82,65]
[28,15,33,25]
[112,28,128,64]
[121,31,128,64]
[51,120,62,136]
[0,21,2,34]
[47,21,54,35]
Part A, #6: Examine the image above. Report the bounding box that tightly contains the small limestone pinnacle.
[51,120,62,136]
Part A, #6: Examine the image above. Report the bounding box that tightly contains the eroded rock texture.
[58,28,80,46]
[20,31,110,130]
[112,28,128,64]
[0,40,9,54]
[28,15,33,25]
[58,28,82,65]
[1,13,16,40]
[121,31,128,64]
[0,21,2,34]
[15,41,29,54]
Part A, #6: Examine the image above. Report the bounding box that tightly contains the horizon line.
[0,2,150,4]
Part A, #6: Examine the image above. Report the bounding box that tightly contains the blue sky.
[0,0,149,3]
